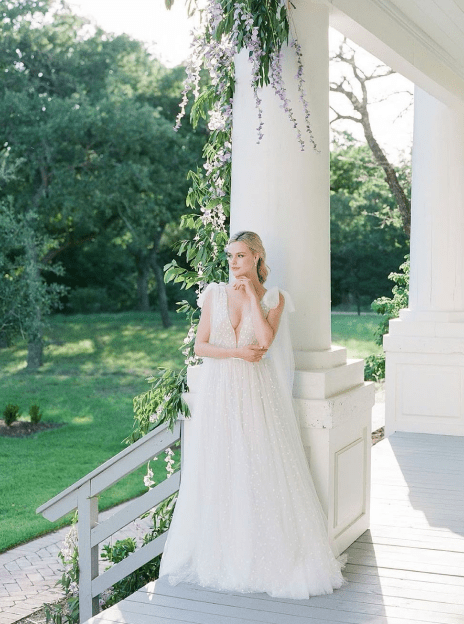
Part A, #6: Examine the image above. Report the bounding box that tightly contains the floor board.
[85,432,464,624]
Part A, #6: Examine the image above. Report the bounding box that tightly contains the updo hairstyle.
[228,231,269,284]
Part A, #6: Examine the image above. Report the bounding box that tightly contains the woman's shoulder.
[262,286,294,312]
[196,282,225,308]
[261,286,280,310]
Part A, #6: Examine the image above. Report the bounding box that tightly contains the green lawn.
[0,312,188,553]
[331,313,383,359]
[0,310,382,553]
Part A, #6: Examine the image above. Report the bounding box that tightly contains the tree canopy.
[330,137,410,312]
[0,0,205,365]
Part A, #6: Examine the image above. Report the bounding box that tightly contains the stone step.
[293,359,365,400]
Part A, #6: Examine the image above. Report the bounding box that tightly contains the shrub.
[371,255,410,348]
[3,404,20,427]
[364,353,386,382]
[100,538,159,608]
[365,255,410,381]
[66,287,114,314]
[100,492,175,609]
[29,404,43,424]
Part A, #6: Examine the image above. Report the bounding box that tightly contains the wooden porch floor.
[86,432,464,624]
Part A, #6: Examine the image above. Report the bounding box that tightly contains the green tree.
[0,156,66,362]
[0,0,204,360]
[330,138,410,313]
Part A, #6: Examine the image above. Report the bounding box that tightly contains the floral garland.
[128,0,315,443]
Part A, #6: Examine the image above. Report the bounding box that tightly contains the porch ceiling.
[325,0,464,106]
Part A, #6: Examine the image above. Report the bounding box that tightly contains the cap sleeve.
[262,287,295,313]
[279,289,295,313]
[197,282,219,308]
[262,286,280,310]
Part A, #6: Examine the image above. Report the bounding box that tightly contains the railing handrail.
[36,421,178,522]
[36,420,183,623]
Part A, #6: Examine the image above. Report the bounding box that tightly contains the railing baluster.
[37,420,184,624]
[78,482,99,623]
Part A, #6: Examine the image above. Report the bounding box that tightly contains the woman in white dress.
[159,231,346,598]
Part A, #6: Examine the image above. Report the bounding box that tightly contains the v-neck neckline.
[223,284,267,346]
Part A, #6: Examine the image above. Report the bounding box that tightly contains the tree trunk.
[150,228,172,329]
[135,255,151,312]
[361,117,411,236]
[330,42,411,236]
[25,223,44,370]
[27,336,43,369]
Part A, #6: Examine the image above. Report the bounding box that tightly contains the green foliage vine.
[128,0,316,443]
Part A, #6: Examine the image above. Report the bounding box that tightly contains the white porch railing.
[36,420,182,624]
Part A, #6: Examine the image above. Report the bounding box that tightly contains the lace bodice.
[199,282,281,349]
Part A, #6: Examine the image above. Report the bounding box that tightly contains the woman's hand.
[233,276,258,301]
[236,344,268,362]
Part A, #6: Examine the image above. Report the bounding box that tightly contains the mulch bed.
[0,419,65,438]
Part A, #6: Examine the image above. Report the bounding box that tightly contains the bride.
[159,231,346,598]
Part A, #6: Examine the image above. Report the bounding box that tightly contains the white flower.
[165,447,175,478]
[144,466,155,488]
[60,524,78,562]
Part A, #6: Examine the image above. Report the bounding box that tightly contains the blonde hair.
[227,231,269,284]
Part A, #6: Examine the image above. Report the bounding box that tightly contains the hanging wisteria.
[129,0,315,442]
[176,1,315,146]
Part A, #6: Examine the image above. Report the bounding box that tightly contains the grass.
[0,310,382,553]
[331,313,383,359]
[0,312,188,553]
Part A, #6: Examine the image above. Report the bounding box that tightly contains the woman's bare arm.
[249,292,285,349]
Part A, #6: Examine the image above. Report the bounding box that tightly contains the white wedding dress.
[159,282,346,598]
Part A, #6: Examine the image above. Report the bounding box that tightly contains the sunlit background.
[69,0,413,162]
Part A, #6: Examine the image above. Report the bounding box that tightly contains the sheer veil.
[266,288,296,401]
[267,288,347,563]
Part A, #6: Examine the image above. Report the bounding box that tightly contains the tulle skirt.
[159,357,345,599]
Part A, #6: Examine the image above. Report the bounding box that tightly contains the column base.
[293,347,374,554]
[298,384,373,554]
[184,346,375,555]
[384,317,464,437]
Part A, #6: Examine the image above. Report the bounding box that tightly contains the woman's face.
[226,242,257,279]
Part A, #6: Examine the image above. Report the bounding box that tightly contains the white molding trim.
[367,0,464,80]
[322,0,464,104]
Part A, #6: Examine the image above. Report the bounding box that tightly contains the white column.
[230,2,331,353]
[408,88,464,319]
[227,0,374,553]
[384,86,464,436]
